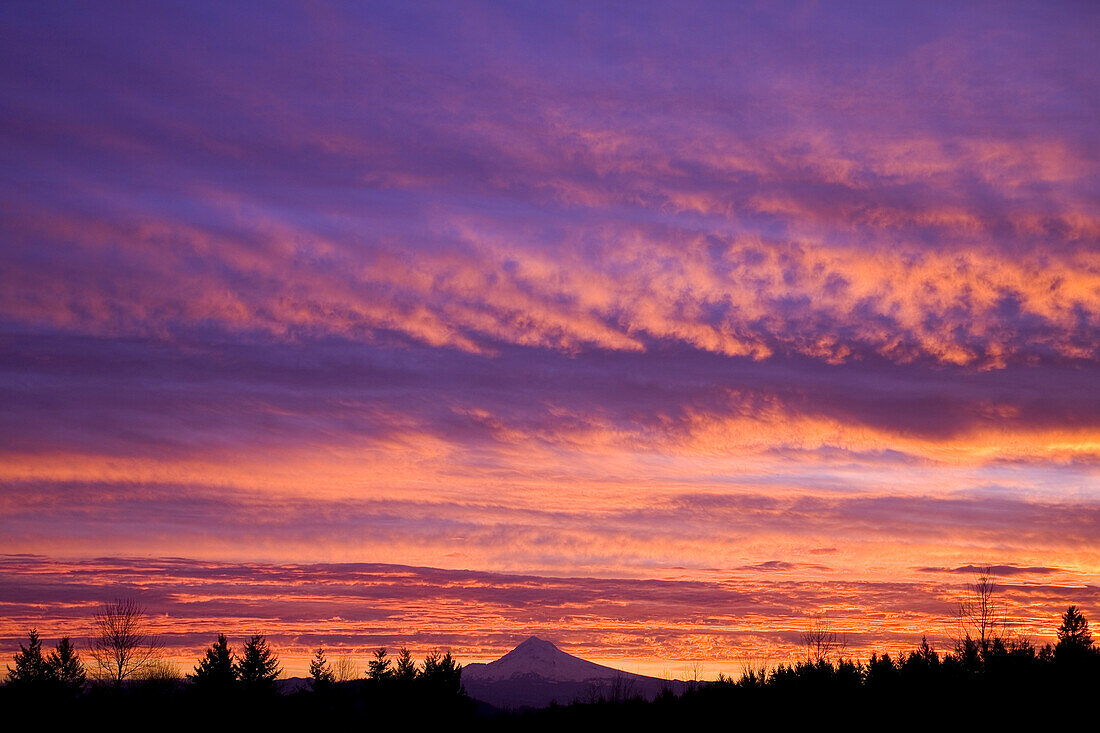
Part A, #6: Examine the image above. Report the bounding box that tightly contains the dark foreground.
[3,644,1098,730]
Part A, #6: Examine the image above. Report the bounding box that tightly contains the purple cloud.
[0,1,1097,664]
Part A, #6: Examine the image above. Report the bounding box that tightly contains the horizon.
[2,554,1089,675]
[2,1,1098,674]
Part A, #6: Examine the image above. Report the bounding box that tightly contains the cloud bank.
[0,1,1097,661]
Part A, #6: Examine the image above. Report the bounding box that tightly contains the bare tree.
[88,598,161,685]
[607,672,638,702]
[332,655,360,682]
[801,613,846,664]
[686,660,705,690]
[134,659,181,693]
[955,566,1006,652]
[585,673,639,703]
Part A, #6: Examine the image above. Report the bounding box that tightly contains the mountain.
[462,636,686,710]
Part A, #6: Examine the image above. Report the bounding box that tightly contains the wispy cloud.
[1,556,1094,666]
[0,1,1097,661]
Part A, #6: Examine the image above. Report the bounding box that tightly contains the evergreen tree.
[235,634,281,690]
[394,646,417,680]
[436,652,463,694]
[916,636,937,661]
[1054,606,1095,666]
[1056,606,1093,649]
[368,647,392,680]
[900,635,939,683]
[422,650,438,673]
[189,633,237,690]
[421,651,463,695]
[309,646,335,691]
[6,628,47,686]
[865,652,899,690]
[45,637,86,692]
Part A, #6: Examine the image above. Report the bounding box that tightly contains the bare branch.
[954,566,1008,653]
[800,613,846,664]
[88,598,161,685]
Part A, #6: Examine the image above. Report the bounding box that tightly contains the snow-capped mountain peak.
[463,636,646,684]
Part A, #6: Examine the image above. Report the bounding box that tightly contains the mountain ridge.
[462,636,686,709]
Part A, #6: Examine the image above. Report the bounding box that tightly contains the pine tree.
[235,634,281,690]
[908,635,939,669]
[45,637,86,692]
[394,646,417,680]
[309,646,335,691]
[189,634,237,690]
[1054,605,1095,665]
[368,647,392,680]
[421,650,463,695]
[1056,606,1093,649]
[6,628,47,686]
[436,651,463,694]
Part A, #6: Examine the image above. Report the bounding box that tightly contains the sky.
[1,1,1098,675]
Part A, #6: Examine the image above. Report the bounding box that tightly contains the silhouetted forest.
[1,599,473,725]
[3,593,1097,727]
[497,603,1100,728]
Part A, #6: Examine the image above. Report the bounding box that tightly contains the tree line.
[2,598,472,725]
[4,573,1099,725]
[495,604,1099,729]
[4,598,463,696]
[734,604,1098,689]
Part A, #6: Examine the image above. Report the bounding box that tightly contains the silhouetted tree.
[332,655,359,682]
[421,650,441,678]
[368,647,392,680]
[133,659,182,694]
[736,663,768,689]
[309,647,335,691]
[914,636,939,665]
[866,652,900,691]
[421,651,463,695]
[235,634,281,691]
[1054,606,1095,667]
[605,673,639,702]
[800,613,845,664]
[1056,606,1093,649]
[394,646,417,681]
[89,598,160,685]
[45,637,86,692]
[899,636,939,686]
[6,628,48,686]
[952,635,983,675]
[189,634,237,691]
[955,567,1005,655]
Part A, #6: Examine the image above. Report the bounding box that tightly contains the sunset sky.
[2,1,1098,676]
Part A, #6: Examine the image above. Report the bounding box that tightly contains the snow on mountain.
[464,636,649,684]
[462,636,686,710]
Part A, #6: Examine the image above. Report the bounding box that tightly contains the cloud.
[737,561,831,573]
[2,4,1097,369]
[0,1,1097,661]
[2,481,1098,583]
[916,565,1064,577]
[1,332,1098,468]
[0,556,1095,667]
